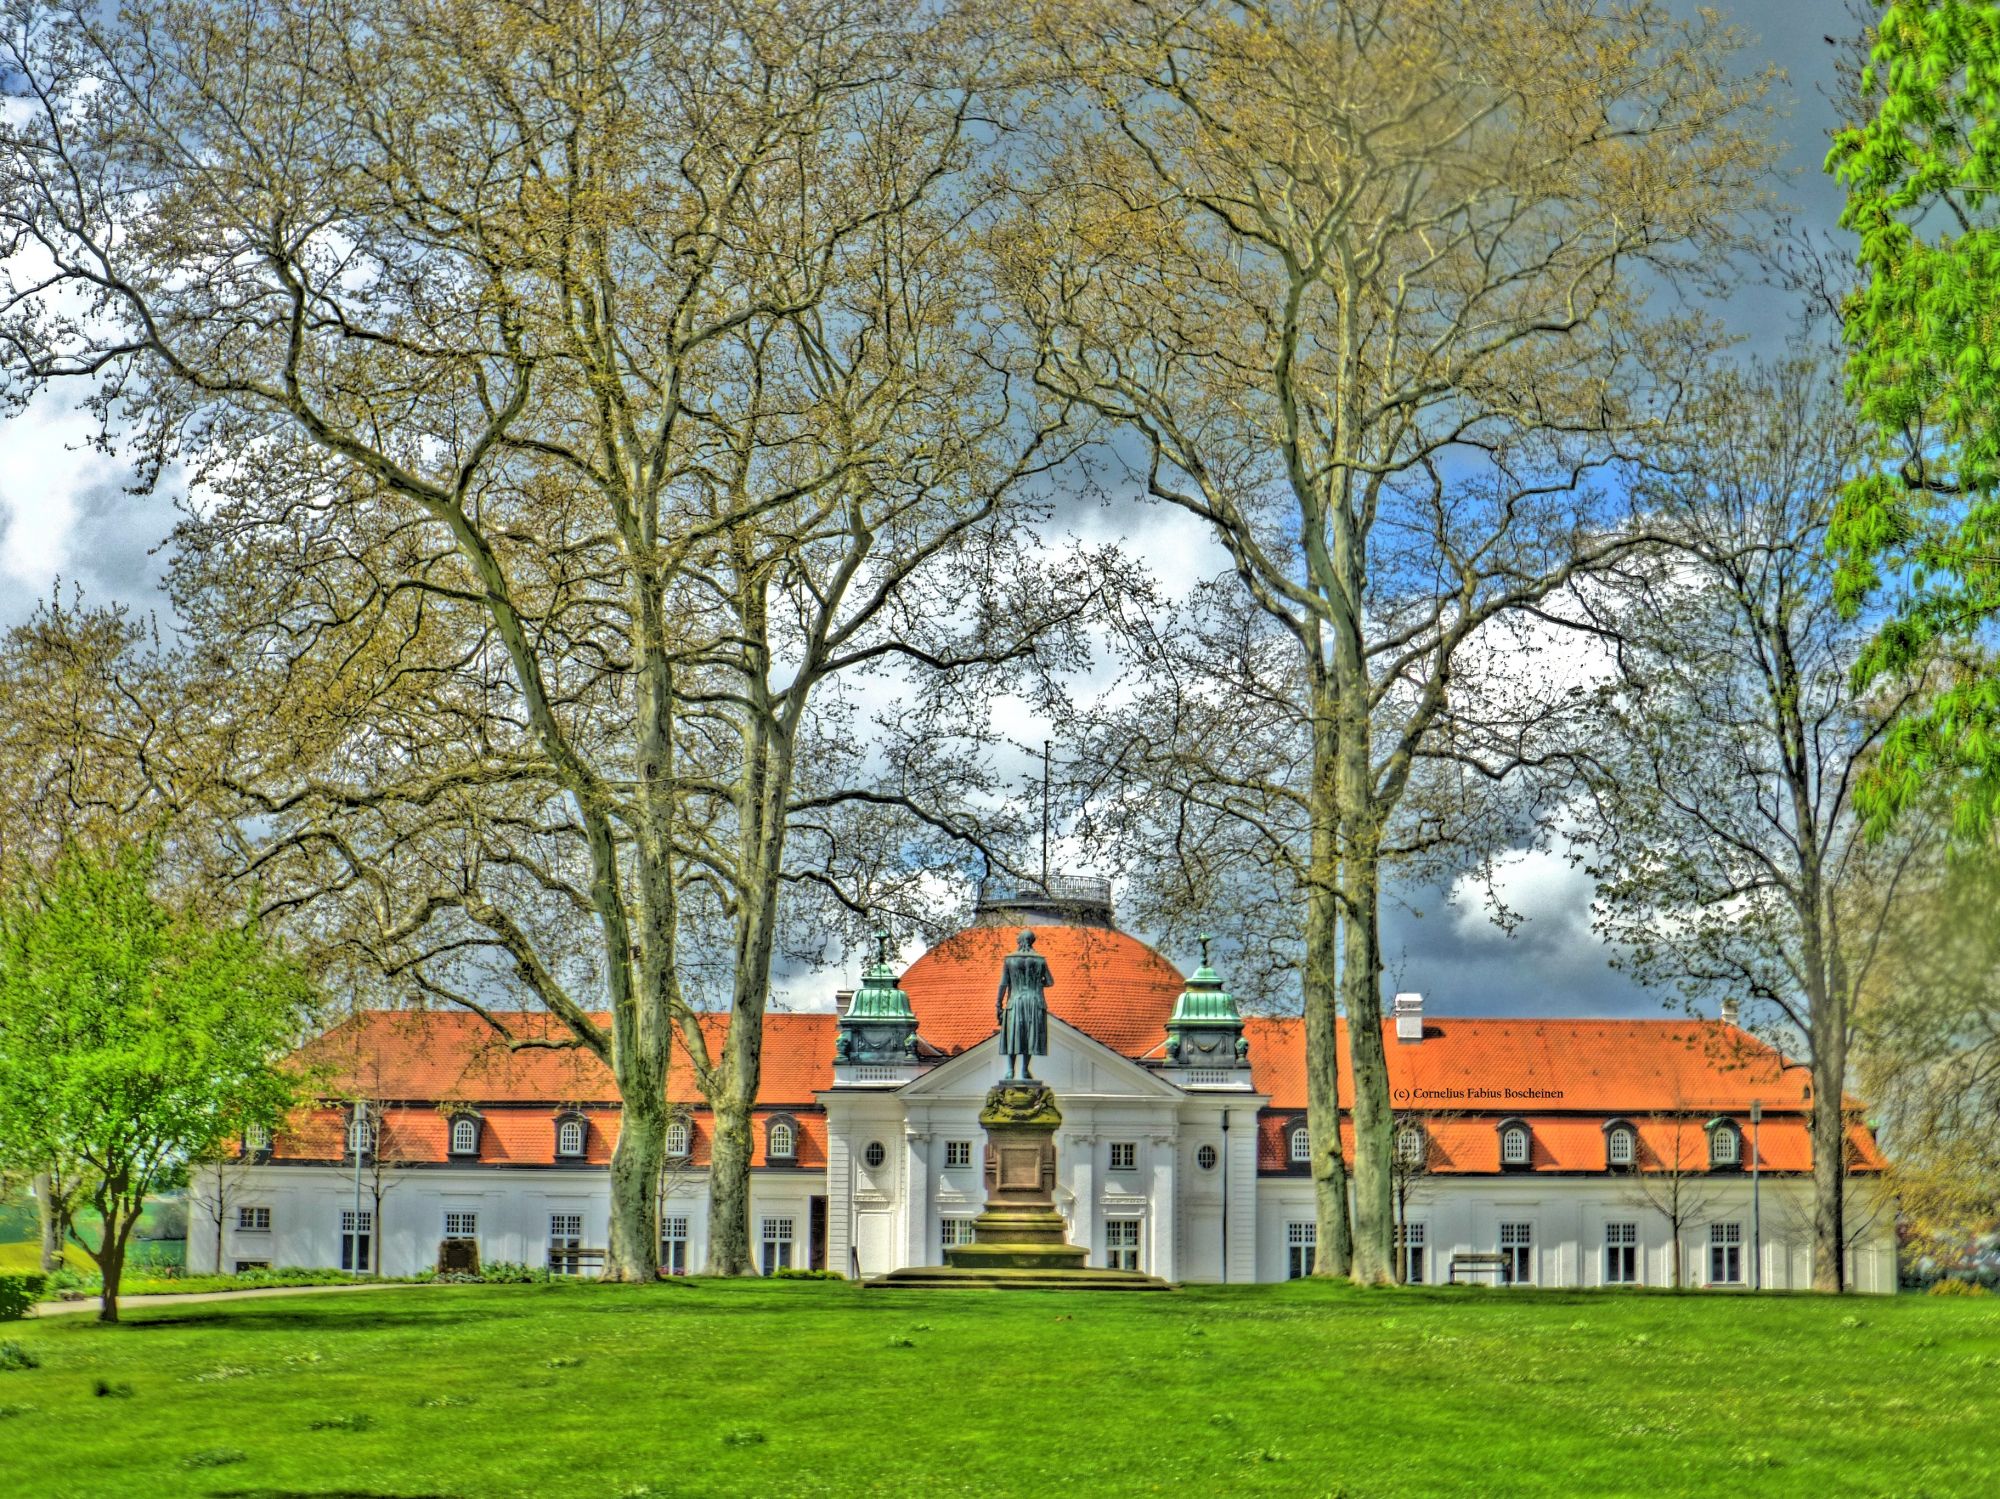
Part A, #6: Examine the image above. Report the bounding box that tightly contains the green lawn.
[1,1280,1996,1498]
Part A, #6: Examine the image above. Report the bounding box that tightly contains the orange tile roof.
[272,1100,826,1169]
[898,923,1184,1056]
[1243,1016,1821,1114]
[1250,1109,1881,1174]
[294,1009,834,1105]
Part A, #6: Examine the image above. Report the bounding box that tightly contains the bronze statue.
[995,929,1053,1080]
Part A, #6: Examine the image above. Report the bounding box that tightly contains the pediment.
[897,1016,1185,1104]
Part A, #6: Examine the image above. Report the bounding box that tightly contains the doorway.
[808,1196,828,1271]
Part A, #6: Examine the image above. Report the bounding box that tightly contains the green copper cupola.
[1164,935,1249,1074]
[834,929,919,1071]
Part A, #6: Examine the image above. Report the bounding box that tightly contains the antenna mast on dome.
[1041,738,1051,890]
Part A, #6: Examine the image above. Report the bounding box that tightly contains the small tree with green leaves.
[0,844,313,1320]
[1827,0,2000,838]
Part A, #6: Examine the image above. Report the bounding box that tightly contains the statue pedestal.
[867,1079,1169,1291]
[945,1081,1088,1272]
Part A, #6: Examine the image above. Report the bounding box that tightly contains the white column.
[1226,1118,1259,1282]
[1149,1132,1178,1281]
[904,1128,932,1269]
[1065,1131,1096,1264]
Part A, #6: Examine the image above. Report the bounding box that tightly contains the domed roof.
[899,923,1184,1058]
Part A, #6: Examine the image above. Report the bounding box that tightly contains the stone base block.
[865,1265,1172,1292]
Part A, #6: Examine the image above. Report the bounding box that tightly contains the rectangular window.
[761,1217,795,1275]
[945,1139,973,1168]
[1396,1222,1426,1285]
[1709,1221,1743,1285]
[1500,1222,1532,1285]
[548,1212,585,1275]
[339,1209,374,1272]
[443,1211,478,1240]
[1108,1141,1137,1171]
[237,1205,271,1232]
[940,1218,976,1255]
[660,1215,689,1275]
[1104,1218,1141,1271]
[1286,1221,1317,1280]
[1605,1222,1639,1285]
[233,1259,270,1273]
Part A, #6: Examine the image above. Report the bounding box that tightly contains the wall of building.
[1252,1176,1899,1293]
[189,1164,825,1278]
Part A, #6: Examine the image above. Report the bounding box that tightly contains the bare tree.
[1567,359,1937,1291]
[1389,1111,1456,1284]
[1621,1111,1722,1290]
[189,1143,256,1275]
[0,0,1060,1277]
[1010,0,1771,1279]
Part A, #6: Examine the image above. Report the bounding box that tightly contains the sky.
[0,2,1864,1020]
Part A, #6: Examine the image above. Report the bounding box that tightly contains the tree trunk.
[1304,690,1353,1277]
[96,1203,130,1324]
[607,1083,667,1281]
[705,1095,755,1275]
[1811,1034,1849,1293]
[35,1172,60,1273]
[1337,691,1395,1284]
[1671,1226,1682,1290]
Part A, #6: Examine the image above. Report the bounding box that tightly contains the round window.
[1196,1144,1219,1171]
[864,1141,887,1168]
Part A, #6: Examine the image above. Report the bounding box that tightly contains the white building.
[193,881,1897,1291]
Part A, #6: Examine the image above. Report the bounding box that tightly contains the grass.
[1,1280,1996,1498]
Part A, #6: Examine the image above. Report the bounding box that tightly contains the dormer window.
[666,1118,691,1158]
[1395,1124,1426,1168]
[555,1114,587,1159]
[1498,1119,1531,1170]
[1287,1120,1312,1167]
[243,1122,271,1158]
[1604,1120,1637,1171]
[448,1113,480,1157]
[766,1115,798,1163]
[1706,1118,1742,1171]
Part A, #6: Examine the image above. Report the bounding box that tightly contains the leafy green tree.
[1827,0,2000,837]
[0,844,313,1320]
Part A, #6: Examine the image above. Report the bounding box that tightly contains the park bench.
[1448,1251,1507,1285]
[548,1247,606,1278]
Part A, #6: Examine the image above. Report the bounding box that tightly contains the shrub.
[0,1341,40,1371]
[0,1273,47,1320]
[770,1267,844,1281]
[477,1261,553,1284]
[1928,1278,1991,1297]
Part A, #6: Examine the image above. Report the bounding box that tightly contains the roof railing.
[977,874,1112,908]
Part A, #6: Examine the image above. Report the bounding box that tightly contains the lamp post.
[1750,1099,1762,1292]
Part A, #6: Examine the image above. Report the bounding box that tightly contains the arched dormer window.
[448,1113,481,1158]
[1287,1119,1312,1168]
[1497,1118,1532,1170]
[1706,1118,1743,1171]
[1395,1123,1427,1168]
[665,1117,692,1159]
[1603,1119,1637,1171]
[766,1114,798,1163]
[555,1113,588,1159]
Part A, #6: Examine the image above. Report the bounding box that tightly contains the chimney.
[1720,997,1740,1028]
[834,989,856,1018]
[1393,991,1424,1043]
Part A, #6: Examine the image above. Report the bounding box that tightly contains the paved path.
[32,1281,421,1317]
